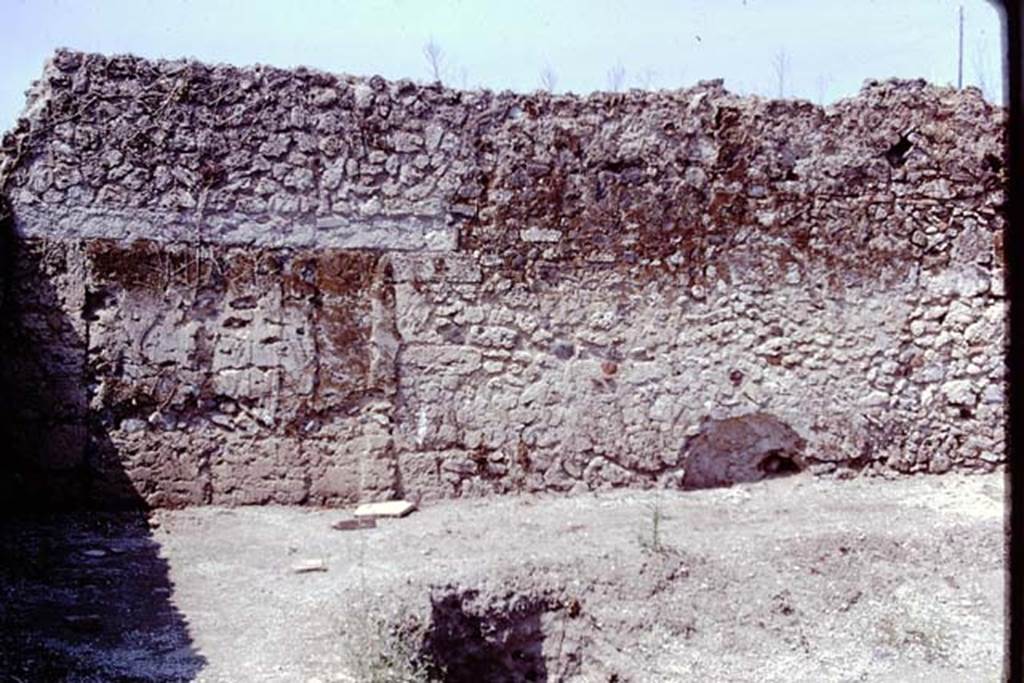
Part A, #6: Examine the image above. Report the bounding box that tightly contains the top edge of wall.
[8,48,1004,128]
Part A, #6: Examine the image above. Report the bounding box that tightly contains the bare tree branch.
[973,36,990,99]
[634,68,657,90]
[772,49,789,98]
[606,62,626,92]
[539,66,558,92]
[423,38,445,83]
[814,73,832,105]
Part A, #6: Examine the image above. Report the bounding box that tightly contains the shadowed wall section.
[0,211,206,678]
[0,50,1007,507]
[1,236,399,508]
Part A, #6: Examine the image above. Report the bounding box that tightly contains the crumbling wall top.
[0,50,1005,277]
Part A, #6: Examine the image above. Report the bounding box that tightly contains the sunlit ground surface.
[0,471,1005,682]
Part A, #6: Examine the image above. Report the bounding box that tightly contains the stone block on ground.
[353,500,416,518]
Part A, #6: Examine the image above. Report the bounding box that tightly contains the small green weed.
[876,607,952,663]
[342,610,442,682]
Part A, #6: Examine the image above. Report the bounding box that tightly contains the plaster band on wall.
[12,204,458,251]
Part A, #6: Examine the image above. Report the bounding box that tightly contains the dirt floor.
[0,471,1007,682]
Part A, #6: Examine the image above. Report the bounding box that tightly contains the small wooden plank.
[353,500,416,519]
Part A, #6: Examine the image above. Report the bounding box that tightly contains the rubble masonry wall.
[0,50,1006,507]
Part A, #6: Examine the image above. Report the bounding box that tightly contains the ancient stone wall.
[0,50,1007,508]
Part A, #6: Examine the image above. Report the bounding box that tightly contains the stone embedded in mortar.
[941,379,977,406]
[520,227,563,243]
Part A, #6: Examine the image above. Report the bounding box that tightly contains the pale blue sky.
[0,0,1006,131]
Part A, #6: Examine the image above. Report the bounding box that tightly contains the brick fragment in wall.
[0,50,1007,507]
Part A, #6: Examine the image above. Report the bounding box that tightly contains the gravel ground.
[0,471,1007,682]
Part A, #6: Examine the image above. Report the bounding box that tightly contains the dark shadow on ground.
[0,514,206,682]
[0,216,206,681]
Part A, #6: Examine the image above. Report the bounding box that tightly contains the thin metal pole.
[958,5,964,88]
